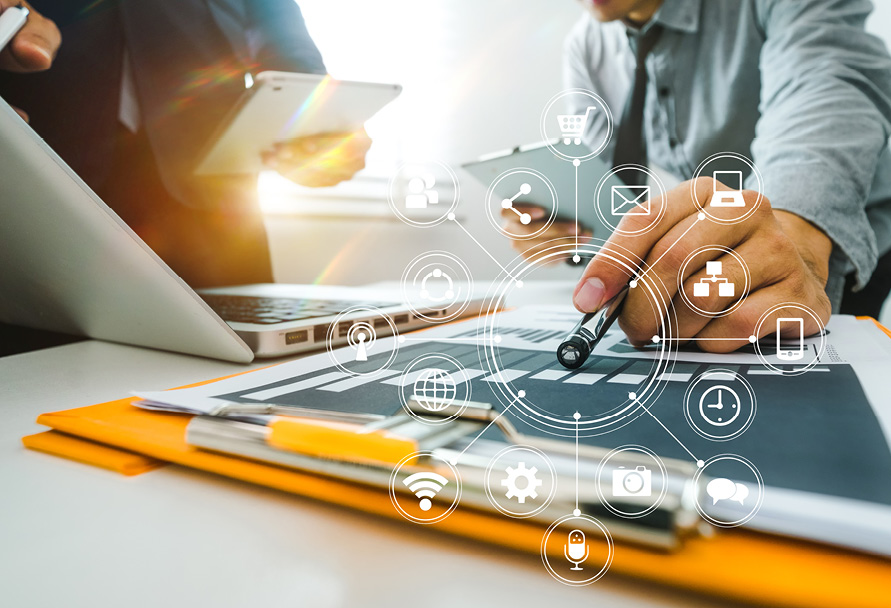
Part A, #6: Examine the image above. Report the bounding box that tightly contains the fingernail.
[573,277,606,312]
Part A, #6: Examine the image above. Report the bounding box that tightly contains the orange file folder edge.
[22,318,891,608]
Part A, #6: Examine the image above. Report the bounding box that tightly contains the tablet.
[195,71,402,175]
[462,141,624,239]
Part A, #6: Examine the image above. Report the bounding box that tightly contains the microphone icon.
[564,529,589,571]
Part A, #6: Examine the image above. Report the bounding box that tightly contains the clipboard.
[24,389,891,608]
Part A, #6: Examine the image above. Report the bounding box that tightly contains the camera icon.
[612,465,652,497]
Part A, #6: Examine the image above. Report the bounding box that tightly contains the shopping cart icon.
[557,106,597,145]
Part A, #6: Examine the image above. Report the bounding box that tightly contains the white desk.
[0,283,722,607]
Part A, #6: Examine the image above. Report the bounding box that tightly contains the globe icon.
[413,368,457,412]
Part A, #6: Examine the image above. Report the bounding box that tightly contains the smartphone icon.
[776,317,804,361]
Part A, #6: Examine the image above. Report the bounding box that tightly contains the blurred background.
[260,0,891,324]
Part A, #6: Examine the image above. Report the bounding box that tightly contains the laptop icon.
[710,171,746,208]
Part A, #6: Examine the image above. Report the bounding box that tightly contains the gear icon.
[501,462,543,503]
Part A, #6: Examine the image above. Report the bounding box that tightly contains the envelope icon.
[611,185,651,216]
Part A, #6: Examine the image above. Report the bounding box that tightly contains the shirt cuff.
[753,163,878,305]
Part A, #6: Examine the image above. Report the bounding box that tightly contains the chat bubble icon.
[731,482,748,505]
[706,477,749,505]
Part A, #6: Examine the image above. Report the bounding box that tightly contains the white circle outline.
[752,302,827,376]
[386,161,460,228]
[540,513,614,586]
[484,444,558,518]
[595,445,669,519]
[397,353,471,426]
[484,168,558,240]
[389,451,462,525]
[400,251,474,324]
[593,164,668,237]
[699,385,741,427]
[677,245,751,318]
[325,305,399,377]
[539,89,613,162]
[477,238,678,438]
[692,454,764,528]
[691,152,764,225]
[683,369,757,441]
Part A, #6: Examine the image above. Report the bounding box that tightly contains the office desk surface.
[0,284,725,608]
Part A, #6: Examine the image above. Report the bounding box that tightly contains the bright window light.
[259,0,453,213]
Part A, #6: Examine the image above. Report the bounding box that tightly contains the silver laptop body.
[0,98,481,362]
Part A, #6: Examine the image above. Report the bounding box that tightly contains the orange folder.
[24,391,891,608]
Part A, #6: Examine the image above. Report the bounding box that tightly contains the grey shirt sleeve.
[563,16,630,158]
[752,0,891,297]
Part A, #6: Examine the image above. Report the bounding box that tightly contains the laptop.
[0,98,484,362]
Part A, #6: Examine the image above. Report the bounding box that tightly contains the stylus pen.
[556,284,630,369]
[0,4,29,54]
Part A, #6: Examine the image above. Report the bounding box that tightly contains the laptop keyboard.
[200,294,392,325]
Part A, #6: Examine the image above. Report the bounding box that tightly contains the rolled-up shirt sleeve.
[753,0,891,291]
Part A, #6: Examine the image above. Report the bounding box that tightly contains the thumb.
[572,248,637,313]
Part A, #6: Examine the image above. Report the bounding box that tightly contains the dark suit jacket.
[0,0,326,286]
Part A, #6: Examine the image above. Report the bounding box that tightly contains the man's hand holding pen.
[572,177,833,352]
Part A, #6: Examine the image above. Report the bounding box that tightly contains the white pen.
[0,4,29,54]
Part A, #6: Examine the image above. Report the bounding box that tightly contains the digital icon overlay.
[612,465,652,497]
[541,514,614,586]
[595,165,666,236]
[540,90,613,161]
[596,445,668,518]
[485,445,557,518]
[398,353,472,425]
[692,454,764,527]
[611,184,651,216]
[400,251,473,324]
[692,152,764,224]
[564,529,589,570]
[678,246,750,317]
[557,106,598,145]
[390,451,462,524]
[325,306,399,377]
[485,168,558,240]
[684,369,756,441]
[752,303,827,375]
[692,260,735,298]
[710,170,746,207]
[387,161,459,227]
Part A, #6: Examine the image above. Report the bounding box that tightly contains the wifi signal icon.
[403,471,449,511]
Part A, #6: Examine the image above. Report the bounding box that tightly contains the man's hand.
[501,203,592,262]
[262,129,371,188]
[0,1,60,73]
[572,177,833,352]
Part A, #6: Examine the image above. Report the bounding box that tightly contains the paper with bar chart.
[136,306,891,509]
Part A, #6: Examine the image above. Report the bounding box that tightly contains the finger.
[574,178,711,311]
[13,105,28,121]
[575,178,757,311]
[0,2,61,73]
[690,283,830,353]
[670,241,787,343]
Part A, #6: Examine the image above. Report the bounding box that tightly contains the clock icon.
[698,385,741,426]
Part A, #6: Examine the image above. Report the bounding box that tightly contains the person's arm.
[572,0,891,350]
[502,16,625,257]
[244,0,325,75]
[752,0,891,296]
[250,1,370,188]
